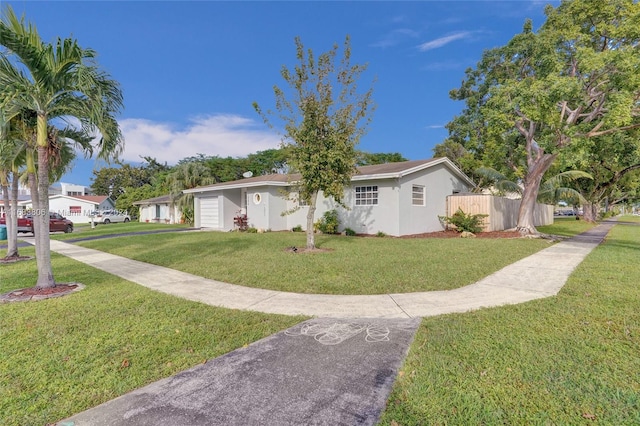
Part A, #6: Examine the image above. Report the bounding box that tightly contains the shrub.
[292,224,303,232]
[246,227,258,233]
[439,208,488,234]
[376,231,387,238]
[344,227,356,236]
[314,209,340,234]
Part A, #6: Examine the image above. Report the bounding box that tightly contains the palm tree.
[475,166,592,208]
[167,162,215,225]
[0,7,124,288]
[0,108,22,259]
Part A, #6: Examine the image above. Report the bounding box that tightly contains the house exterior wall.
[339,179,400,236]
[138,204,182,224]
[19,197,99,222]
[397,163,471,236]
[266,186,288,231]
[222,190,241,231]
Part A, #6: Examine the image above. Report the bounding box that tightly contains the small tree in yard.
[254,36,374,249]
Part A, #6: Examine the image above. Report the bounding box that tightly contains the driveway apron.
[58,318,420,426]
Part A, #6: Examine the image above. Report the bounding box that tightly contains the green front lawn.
[1,219,631,424]
[53,221,190,241]
[77,231,553,294]
[0,249,305,426]
[379,221,640,425]
[537,216,596,237]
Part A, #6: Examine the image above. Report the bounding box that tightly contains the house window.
[155,205,161,218]
[355,186,378,206]
[412,185,425,206]
[298,193,308,207]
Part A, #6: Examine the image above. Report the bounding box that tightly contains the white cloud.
[371,28,419,48]
[417,32,471,52]
[118,114,281,164]
[426,124,445,129]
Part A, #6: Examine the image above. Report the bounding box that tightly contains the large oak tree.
[442,0,640,233]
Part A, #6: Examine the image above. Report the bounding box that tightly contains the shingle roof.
[132,195,173,205]
[354,159,439,176]
[73,195,110,203]
[183,158,473,194]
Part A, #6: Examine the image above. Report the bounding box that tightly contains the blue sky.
[5,1,556,187]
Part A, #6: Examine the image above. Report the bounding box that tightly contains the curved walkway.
[36,222,613,318]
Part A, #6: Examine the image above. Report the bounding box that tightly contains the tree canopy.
[437,0,640,231]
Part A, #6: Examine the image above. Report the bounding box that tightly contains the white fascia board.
[351,173,401,181]
[183,180,293,194]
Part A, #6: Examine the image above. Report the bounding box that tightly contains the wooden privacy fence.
[446,194,554,232]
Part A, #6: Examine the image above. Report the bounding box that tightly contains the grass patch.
[52,222,190,241]
[77,231,552,294]
[379,222,640,425]
[0,247,305,426]
[537,216,596,237]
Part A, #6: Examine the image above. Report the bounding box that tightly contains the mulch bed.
[0,283,84,303]
[399,230,523,239]
[0,256,35,264]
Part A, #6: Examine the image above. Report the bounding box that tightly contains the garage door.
[199,196,219,228]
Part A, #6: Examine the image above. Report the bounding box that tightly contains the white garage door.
[199,196,219,228]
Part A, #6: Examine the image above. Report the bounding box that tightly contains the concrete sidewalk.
[37,222,613,319]
[49,223,612,425]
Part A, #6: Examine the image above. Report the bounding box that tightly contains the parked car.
[88,210,131,224]
[0,212,74,234]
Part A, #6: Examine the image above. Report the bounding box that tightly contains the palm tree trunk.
[8,173,19,257]
[34,116,55,288]
[2,174,19,259]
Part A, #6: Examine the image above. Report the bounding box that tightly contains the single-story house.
[183,158,476,236]
[18,195,114,221]
[133,195,182,224]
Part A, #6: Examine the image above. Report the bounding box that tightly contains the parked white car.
[88,210,131,224]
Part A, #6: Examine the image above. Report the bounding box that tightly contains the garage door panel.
[200,197,219,228]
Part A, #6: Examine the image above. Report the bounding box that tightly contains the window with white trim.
[355,185,378,205]
[412,185,425,206]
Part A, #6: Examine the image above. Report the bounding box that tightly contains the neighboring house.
[133,195,182,224]
[183,158,476,236]
[49,182,92,197]
[18,195,114,221]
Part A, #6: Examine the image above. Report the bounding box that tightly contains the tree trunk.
[582,202,598,222]
[1,183,17,259]
[516,153,557,235]
[34,121,56,288]
[8,172,20,258]
[305,191,318,250]
[2,174,19,259]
